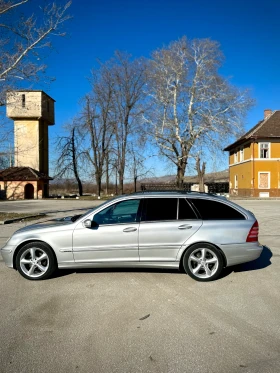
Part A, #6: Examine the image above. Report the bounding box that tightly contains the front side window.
[189,198,245,220]
[141,198,177,221]
[93,199,141,225]
[260,143,270,158]
[234,151,238,163]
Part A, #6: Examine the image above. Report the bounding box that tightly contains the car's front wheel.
[182,243,224,282]
[16,242,57,280]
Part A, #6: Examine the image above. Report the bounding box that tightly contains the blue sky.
[18,0,280,175]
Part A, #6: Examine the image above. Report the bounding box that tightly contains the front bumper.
[0,245,15,268]
[219,242,263,267]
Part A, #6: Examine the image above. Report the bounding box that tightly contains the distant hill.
[140,170,229,184]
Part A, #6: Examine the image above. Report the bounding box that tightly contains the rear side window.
[178,198,197,219]
[189,198,245,220]
[142,198,177,221]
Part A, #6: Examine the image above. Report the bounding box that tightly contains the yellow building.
[224,109,280,197]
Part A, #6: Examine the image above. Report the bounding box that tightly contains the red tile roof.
[0,167,52,181]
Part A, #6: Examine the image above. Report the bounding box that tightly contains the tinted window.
[189,198,245,220]
[94,199,140,225]
[142,198,177,221]
[178,198,197,219]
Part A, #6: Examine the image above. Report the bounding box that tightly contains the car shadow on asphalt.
[220,245,272,279]
[52,267,181,279]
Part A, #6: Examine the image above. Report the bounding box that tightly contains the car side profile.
[0,192,263,282]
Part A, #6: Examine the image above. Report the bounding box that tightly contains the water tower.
[1,90,55,199]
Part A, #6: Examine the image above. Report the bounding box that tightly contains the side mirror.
[83,219,92,228]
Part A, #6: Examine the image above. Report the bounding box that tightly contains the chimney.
[264,109,272,119]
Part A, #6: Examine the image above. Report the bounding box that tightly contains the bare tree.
[80,75,114,196]
[106,52,147,194]
[0,0,71,101]
[126,146,149,193]
[146,37,254,187]
[55,124,84,196]
[0,0,71,165]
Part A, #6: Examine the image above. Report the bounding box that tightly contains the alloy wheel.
[19,247,50,278]
[187,247,219,279]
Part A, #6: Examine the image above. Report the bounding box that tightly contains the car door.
[73,198,142,263]
[139,197,202,262]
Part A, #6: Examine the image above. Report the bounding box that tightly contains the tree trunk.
[71,128,83,196]
[95,173,102,197]
[76,176,83,197]
[105,153,109,195]
[176,155,187,188]
[196,156,206,192]
[119,171,124,195]
[115,165,118,195]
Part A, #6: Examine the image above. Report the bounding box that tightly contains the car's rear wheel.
[182,243,224,282]
[16,242,56,281]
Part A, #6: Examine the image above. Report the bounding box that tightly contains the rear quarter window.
[189,198,245,220]
[178,198,197,219]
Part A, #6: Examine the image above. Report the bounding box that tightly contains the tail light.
[246,221,259,242]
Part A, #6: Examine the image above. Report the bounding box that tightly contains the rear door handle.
[123,227,137,232]
[178,224,192,229]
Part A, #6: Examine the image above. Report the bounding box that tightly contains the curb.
[0,214,46,225]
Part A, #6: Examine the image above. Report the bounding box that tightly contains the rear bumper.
[219,242,263,267]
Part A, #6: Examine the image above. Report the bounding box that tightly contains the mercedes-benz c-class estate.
[0,192,263,282]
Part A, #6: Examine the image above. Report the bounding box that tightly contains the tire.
[182,243,224,282]
[16,242,57,281]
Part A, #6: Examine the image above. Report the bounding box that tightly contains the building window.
[234,151,238,163]
[240,146,244,161]
[258,172,270,189]
[234,175,238,189]
[21,94,25,108]
[260,143,270,158]
[47,100,50,112]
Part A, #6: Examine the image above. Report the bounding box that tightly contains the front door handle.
[178,224,192,230]
[123,227,137,232]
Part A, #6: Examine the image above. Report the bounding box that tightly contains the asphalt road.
[0,199,101,214]
[0,200,279,373]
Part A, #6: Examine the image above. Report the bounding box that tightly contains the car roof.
[125,191,227,200]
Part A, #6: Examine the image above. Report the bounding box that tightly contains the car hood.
[15,218,74,234]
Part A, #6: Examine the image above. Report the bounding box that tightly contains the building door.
[24,183,34,199]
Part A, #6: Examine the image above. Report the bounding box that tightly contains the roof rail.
[131,190,216,196]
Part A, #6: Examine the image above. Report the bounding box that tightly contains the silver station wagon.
[1,192,263,282]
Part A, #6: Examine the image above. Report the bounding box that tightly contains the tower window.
[22,94,25,108]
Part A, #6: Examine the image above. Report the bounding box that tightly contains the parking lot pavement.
[0,199,279,373]
[0,199,101,214]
